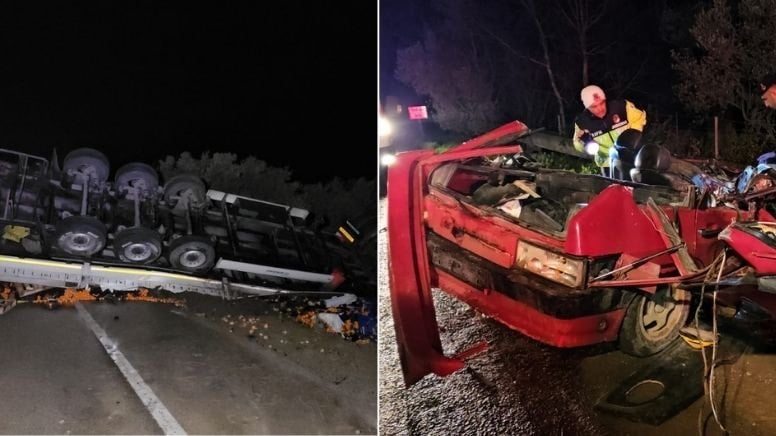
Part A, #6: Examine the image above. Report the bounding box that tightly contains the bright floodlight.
[584,141,599,156]
[378,116,393,137]
[381,153,397,166]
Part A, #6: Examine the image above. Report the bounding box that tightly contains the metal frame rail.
[0,254,330,299]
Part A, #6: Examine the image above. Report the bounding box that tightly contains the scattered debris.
[124,288,185,306]
[0,286,17,315]
[296,311,317,328]
[318,312,345,332]
[35,288,96,306]
[324,293,357,308]
[287,295,377,342]
[679,326,715,350]
[0,284,186,312]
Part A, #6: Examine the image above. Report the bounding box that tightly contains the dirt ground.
[377,198,776,436]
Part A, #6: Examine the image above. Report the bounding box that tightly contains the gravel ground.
[377,197,776,436]
[377,198,606,435]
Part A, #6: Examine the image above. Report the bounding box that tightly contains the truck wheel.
[55,215,107,257]
[619,287,691,357]
[114,227,162,264]
[115,163,159,194]
[168,235,215,274]
[63,148,110,184]
[163,174,206,205]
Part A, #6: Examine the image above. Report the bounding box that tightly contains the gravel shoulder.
[378,198,776,436]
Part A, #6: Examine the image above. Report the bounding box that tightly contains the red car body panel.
[387,149,468,386]
[387,122,531,386]
[436,270,626,347]
[386,120,765,386]
[563,184,670,258]
[719,223,776,275]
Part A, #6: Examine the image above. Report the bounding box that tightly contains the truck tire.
[55,215,107,257]
[115,163,159,194]
[168,235,215,274]
[618,287,691,357]
[63,148,110,184]
[163,174,207,205]
[114,227,162,264]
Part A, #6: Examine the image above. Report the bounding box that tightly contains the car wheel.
[63,148,110,184]
[168,235,215,274]
[619,287,691,357]
[162,174,207,205]
[114,227,162,264]
[115,163,159,194]
[55,215,107,257]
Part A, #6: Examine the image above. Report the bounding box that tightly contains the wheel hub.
[123,242,155,262]
[59,231,100,255]
[180,249,206,268]
[642,296,679,340]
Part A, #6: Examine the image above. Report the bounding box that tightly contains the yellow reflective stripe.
[338,226,355,243]
[0,255,202,282]
[0,255,82,270]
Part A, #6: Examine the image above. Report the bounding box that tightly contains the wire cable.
[708,249,727,432]
[693,249,728,435]
[693,250,725,436]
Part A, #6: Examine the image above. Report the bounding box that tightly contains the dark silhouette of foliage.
[159,152,376,231]
[387,1,776,164]
[392,0,662,137]
[672,0,776,162]
[395,16,500,134]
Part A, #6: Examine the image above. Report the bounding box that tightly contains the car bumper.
[428,232,626,347]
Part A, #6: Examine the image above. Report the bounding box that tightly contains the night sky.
[379,1,686,136]
[0,3,374,183]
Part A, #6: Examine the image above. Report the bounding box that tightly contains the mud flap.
[595,336,746,425]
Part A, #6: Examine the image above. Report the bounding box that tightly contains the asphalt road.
[0,297,376,435]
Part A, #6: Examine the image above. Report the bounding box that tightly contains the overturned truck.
[0,147,375,300]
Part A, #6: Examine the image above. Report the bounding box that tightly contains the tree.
[672,0,776,157]
[159,152,375,231]
[521,0,567,131]
[392,0,664,136]
[394,3,500,135]
[558,0,608,87]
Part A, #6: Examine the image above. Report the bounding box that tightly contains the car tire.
[618,287,691,357]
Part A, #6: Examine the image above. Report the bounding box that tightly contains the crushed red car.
[387,120,776,386]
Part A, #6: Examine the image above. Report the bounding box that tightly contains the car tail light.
[515,240,586,288]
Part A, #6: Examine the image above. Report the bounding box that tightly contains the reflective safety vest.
[572,99,647,168]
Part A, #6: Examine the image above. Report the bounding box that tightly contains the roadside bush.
[535,151,598,174]
[160,152,375,232]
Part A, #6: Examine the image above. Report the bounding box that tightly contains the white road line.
[74,302,187,435]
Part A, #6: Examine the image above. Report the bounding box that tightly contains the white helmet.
[581,85,606,108]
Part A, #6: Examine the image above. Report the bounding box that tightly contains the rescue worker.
[573,85,647,177]
[760,73,776,109]
[755,73,776,165]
